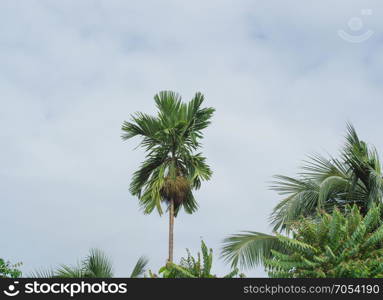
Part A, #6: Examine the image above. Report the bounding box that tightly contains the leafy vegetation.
[0,258,22,278]
[150,241,244,278]
[222,124,383,270]
[32,249,148,278]
[265,205,383,278]
[121,91,214,262]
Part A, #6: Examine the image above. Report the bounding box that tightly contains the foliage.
[222,124,383,269]
[152,241,244,278]
[130,256,149,278]
[121,91,214,216]
[265,205,383,278]
[0,258,22,278]
[221,232,285,270]
[32,249,148,278]
[270,123,382,232]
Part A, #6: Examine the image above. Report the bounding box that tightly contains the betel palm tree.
[121,91,214,262]
[222,124,383,269]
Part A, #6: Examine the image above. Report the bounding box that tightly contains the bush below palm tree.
[266,205,383,278]
[151,241,244,278]
[0,259,22,278]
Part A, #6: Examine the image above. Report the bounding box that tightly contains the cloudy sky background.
[1,0,383,277]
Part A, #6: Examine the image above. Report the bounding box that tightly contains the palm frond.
[83,249,113,278]
[270,176,320,231]
[221,231,285,269]
[300,154,348,182]
[129,149,169,197]
[121,113,162,149]
[130,256,149,278]
[55,265,85,278]
[29,268,56,278]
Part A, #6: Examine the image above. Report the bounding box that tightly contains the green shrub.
[265,205,383,278]
[0,259,22,278]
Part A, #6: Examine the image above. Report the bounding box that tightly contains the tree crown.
[121,91,214,215]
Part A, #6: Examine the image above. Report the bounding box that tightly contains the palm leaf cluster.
[121,91,214,216]
[222,124,383,269]
[221,231,286,269]
[271,123,383,232]
[129,256,149,278]
[32,249,148,278]
[266,205,383,278]
[157,241,243,278]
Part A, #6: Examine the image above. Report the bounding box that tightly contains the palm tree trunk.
[168,199,175,263]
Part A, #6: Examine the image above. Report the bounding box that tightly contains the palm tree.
[32,248,148,278]
[121,91,214,262]
[222,124,383,269]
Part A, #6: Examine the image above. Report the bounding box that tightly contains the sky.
[1,0,383,277]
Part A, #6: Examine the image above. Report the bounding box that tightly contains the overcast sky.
[1,0,383,277]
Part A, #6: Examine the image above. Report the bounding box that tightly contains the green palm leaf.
[82,249,113,278]
[31,249,148,278]
[130,256,149,278]
[221,232,286,269]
